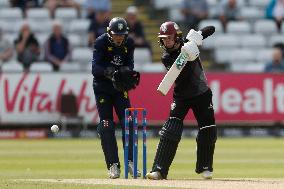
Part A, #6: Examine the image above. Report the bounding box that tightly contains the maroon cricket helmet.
[158,21,182,38]
[158,21,183,50]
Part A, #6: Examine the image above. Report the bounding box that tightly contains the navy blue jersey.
[92,33,135,92]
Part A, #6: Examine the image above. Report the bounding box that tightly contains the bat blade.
[157,51,188,95]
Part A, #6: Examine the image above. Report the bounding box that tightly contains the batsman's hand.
[186,29,203,46]
[181,41,200,61]
[112,69,140,92]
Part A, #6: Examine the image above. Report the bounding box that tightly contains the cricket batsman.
[146,21,217,180]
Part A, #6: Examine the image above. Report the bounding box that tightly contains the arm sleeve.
[92,39,109,77]
[124,39,135,70]
[161,53,174,71]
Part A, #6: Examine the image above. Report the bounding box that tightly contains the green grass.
[0,138,284,188]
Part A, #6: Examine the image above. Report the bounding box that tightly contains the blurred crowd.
[1,0,284,73]
[0,0,151,72]
[176,0,284,72]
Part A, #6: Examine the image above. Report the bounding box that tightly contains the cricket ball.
[51,125,59,133]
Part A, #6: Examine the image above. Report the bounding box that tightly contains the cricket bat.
[157,50,189,95]
[157,26,215,96]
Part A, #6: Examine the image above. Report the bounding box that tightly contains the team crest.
[111,55,123,65]
[118,23,123,30]
[161,24,167,33]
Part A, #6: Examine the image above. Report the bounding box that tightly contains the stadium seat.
[60,63,82,72]
[1,61,24,72]
[0,0,9,7]
[134,48,152,64]
[30,62,53,72]
[207,0,218,6]
[55,8,78,30]
[68,34,82,47]
[202,33,218,49]
[214,34,240,48]
[255,48,274,62]
[72,47,93,64]
[230,49,256,62]
[169,8,183,22]
[254,20,278,35]
[0,20,16,34]
[55,8,77,21]
[153,0,182,10]
[37,33,49,46]
[68,19,90,34]
[268,35,284,47]
[248,0,270,8]
[3,33,18,44]
[29,20,53,34]
[13,20,25,34]
[74,0,87,5]
[227,21,252,34]
[214,48,235,64]
[235,0,246,7]
[240,7,264,21]
[27,8,50,21]
[198,20,223,33]
[240,35,266,48]
[208,5,219,18]
[230,61,266,72]
[0,8,22,21]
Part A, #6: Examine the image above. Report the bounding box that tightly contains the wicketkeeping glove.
[104,66,116,80]
[112,69,140,92]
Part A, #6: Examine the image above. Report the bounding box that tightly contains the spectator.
[180,0,209,31]
[44,0,81,18]
[125,6,152,54]
[264,47,284,72]
[266,0,284,32]
[84,0,111,20]
[10,0,40,17]
[44,21,71,71]
[14,22,40,71]
[88,10,110,47]
[266,0,276,18]
[274,42,284,56]
[218,0,242,32]
[0,27,13,66]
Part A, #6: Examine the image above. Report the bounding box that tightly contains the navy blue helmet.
[107,17,128,35]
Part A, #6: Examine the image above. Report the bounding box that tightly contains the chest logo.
[111,55,123,65]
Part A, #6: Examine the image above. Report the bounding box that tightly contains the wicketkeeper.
[92,17,140,179]
[146,21,217,180]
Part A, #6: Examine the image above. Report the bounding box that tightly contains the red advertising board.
[0,73,284,124]
[130,73,284,123]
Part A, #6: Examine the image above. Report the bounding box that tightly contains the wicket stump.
[124,108,147,179]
